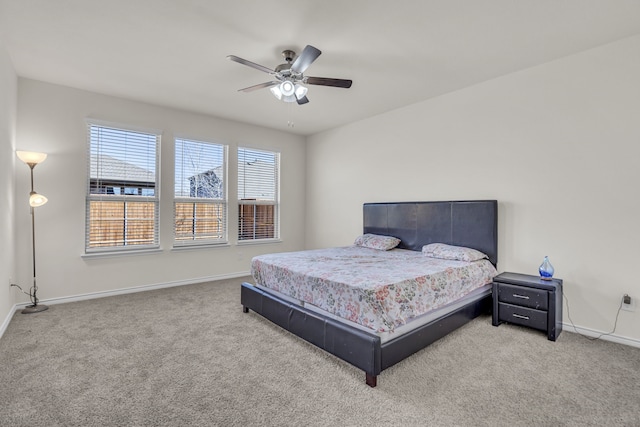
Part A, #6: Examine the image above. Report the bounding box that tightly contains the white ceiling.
[1,0,639,135]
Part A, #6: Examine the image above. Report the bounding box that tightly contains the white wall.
[14,79,306,301]
[306,35,640,342]
[0,46,17,332]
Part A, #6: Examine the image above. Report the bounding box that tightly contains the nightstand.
[492,272,563,341]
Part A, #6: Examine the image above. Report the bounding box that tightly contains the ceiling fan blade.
[238,81,279,92]
[291,45,321,74]
[305,77,352,88]
[227,55,274,74]
[296,95,309,105]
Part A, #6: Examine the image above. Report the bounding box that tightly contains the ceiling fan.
[227,45,352,105]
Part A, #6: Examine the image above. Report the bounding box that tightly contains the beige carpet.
[1,277,638,426]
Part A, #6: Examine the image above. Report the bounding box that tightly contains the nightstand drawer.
[498,302,548,332]
[497,283,548,311]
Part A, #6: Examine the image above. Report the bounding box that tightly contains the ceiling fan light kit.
[270,81,308,103]
[228,45,352,105]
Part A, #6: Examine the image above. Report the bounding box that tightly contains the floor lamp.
[16,150,49,314]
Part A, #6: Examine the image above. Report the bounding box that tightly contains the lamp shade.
[17,151,47,165]
[270,85,283,100]
[29,192,48,207]
[294,84,308,98]
[280,81,295,96]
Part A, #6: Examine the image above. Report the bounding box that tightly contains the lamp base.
[21,304,49,314]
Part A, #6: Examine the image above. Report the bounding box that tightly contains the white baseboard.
[0,303,18,340]
[562,322,640,349]
[13,271,251,309]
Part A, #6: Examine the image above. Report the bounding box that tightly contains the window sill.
[82,247,163,259]
[236,239,282,246]
[171,243,231,252]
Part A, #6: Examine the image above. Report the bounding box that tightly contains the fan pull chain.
[287,99,294,128]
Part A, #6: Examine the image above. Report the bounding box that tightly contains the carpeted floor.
[0,277,639,426]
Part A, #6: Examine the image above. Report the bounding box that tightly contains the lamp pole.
[15,151,49,314]
[22,162,48,314]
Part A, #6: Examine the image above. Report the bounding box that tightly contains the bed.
[241,200,498,387]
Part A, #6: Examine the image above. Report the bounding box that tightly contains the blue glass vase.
[539,256,554,280]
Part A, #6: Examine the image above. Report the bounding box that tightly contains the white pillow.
[422,243,488,262]
[354,234,401,251]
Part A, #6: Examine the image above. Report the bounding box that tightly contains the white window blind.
[174,138,227,245]
[86,123,160,252]
[237,147,280,241]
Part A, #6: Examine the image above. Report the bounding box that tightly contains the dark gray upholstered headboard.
[363,200,498,266]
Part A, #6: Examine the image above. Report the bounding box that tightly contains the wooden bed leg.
[242,306,249,313]
[365,373,377,388]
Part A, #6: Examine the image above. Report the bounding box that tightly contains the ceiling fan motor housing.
[275,63,292,74]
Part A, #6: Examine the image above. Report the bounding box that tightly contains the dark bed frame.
[241,200,498,387]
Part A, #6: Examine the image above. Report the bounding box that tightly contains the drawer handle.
[512,313,530,320]
[513,294,530,300]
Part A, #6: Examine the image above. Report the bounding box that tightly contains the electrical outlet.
[621,294,635,312]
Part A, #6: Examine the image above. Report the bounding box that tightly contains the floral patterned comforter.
[251,246,498,333]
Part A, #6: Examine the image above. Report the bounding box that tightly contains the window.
[237,147,279,241]
[174,138,227,245]
[86,122,160,252]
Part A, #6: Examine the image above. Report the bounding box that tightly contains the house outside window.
[86,122,160,252]
[237,147,279,241]
[174,138,227,246]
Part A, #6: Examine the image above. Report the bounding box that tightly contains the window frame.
[85,120,161,254]
[173,137,228,247]
[237,146,280,243]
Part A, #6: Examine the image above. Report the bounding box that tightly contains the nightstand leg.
[492,282,500,326]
